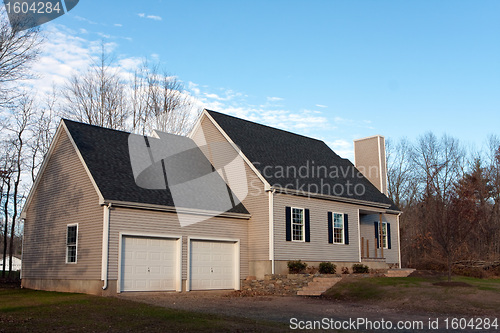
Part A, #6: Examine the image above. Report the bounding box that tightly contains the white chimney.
[353,135,388,195]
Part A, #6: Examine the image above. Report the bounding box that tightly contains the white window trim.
[291,207,305,243]
[332,212,345,245]
[66,223,78,264]
[381,222,388,249]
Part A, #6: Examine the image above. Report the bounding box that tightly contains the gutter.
[101,203,111,290]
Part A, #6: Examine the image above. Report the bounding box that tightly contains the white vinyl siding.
[274,193,360,262]
[23,129,103,280]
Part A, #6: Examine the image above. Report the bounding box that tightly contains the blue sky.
[22,1,500,159]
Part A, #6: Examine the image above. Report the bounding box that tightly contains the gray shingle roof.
[207,110,398,211]
[63,119,249,215]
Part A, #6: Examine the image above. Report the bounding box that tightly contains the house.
[0,256,22,271]
[21,109,400,295]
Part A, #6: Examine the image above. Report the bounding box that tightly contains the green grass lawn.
[322,275,500,315]
[0,287,286,332]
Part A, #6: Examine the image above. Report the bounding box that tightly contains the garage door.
[190,240,236,290]
[121,236,179,292]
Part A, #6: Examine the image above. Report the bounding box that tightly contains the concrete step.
[297,290,323,296]
[385,268,415,277]
[313,277,342,283]
[297,277,342,296]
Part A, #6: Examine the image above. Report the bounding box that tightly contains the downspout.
[266,187,275,274]
[397,212,402,268]
[101,203,111,290]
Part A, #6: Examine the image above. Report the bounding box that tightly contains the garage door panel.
[190,240,236,290]
[121,236,178,292]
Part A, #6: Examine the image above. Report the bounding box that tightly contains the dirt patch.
[432,281,472,287]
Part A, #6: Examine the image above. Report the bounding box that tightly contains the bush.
[319,262,336,274]
[287,260,307,274]
[352,264,369,274]
[341,267,350,274]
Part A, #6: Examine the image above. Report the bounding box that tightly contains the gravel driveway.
[117,291,469,332]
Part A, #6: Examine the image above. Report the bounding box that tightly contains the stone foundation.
[240,274,316,296]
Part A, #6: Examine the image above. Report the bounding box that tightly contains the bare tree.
[61,45,128,130]
[0,9,43,107]
[412,133,467,280]
[130,61,200,135]
[0,94,33,277]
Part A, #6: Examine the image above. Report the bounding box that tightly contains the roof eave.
[102,199,251,220]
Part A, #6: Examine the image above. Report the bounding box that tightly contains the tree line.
[0,11,200,278]
[387,133,500,280]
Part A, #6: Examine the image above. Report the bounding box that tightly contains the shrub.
[287,260,307,274]
[341,267,350,274]
[352,264,369,274]
[319,262,336,274]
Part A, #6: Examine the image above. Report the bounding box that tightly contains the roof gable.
[206,110,398,210]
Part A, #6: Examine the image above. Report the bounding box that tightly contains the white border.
[117,232,183,293]
[65,223,78,264]
[186,236,240,292]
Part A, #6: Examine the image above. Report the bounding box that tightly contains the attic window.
[66,224,78,263]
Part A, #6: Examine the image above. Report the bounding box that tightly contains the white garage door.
[190,240,236,290]
[121,236,178,292]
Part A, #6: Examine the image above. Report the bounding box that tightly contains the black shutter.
[305,209,310,242]
[285,207,291,241]
[344,214,349,245]
[374,221,379,248]
[327,212,333,244]
[387,223,392,249]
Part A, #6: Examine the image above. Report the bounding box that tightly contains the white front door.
[121,236,178,292]
[190,240,236,290]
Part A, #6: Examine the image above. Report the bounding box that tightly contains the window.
[381,222,388,249]
[66,224,78,263]
[292,208,305,242]
[333,213,344,244]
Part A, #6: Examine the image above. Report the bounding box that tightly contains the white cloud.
[74,16,97,25]
[79,28,88,34]
[147,15,162,21]
[114,23,123,27]
[316,104,327,108]
[138,13,162,21]
[325,139,354,160]
[267,96,283,102]
[97,32,111,39]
